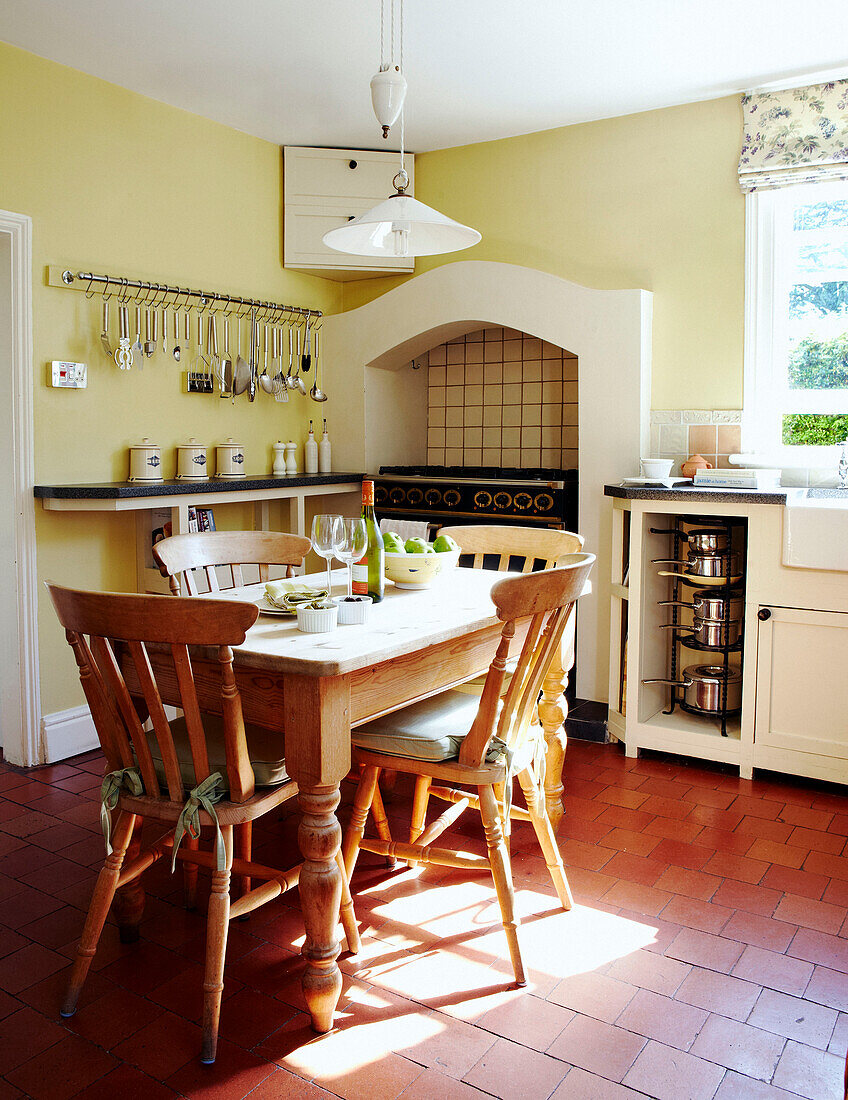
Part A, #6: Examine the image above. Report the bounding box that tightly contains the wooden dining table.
[131,567,577,1034]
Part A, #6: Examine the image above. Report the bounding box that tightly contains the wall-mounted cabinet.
[283,146,415,280]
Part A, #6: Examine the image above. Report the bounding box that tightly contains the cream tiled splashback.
[650,410,742,474]
[423,327,578,468]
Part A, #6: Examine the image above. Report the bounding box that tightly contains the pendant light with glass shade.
[322,0,481,260]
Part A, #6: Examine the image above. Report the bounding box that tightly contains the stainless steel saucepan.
[643,664,742,714]
[653,550,742,578]
[659,615,742,647]
[680,528,729,554]
[658,589,744,621]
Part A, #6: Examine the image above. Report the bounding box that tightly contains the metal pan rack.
[647,514,746,737]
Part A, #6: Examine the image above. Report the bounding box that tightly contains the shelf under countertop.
[34,472,365,501]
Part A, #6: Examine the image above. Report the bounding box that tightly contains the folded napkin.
[264,580,329,610]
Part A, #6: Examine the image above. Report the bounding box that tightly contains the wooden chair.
[153,529,311,895]
[342,554,595,987]
[47,583,359,1064]
[153,529,311,596]
[438,524,584,574]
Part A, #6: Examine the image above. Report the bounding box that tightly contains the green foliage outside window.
[782,413,848,445]
[787,332,848,390]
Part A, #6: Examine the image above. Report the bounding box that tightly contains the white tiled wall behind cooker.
[422,327,578,468]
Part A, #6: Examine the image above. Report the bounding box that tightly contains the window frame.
[743,180,848,467]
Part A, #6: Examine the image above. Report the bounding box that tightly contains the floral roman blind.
[738,80,848,192]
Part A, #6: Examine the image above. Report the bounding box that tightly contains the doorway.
[0,211,40,766]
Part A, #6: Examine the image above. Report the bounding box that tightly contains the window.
[745,180,848,463]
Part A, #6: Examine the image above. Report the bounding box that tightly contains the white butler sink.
[783,488,848,571]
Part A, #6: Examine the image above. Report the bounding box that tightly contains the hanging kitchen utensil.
[219,316,232,398]
[248,309,257,402]
[233,314,249,400]
[301,314,312,372]
[207,312,221,391]
[291,324,307,395]
[161,307,168,355]
[144,307,155,357]
[259,322,273,394]
[272,324,288,401]
[114,305,133,370]
[172,309,181,361]
[309,328,327,402]
[99,298,113,358]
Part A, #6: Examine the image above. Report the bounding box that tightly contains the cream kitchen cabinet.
[283,146,415,279]
[605,485,848,783]
[754,605,848,783]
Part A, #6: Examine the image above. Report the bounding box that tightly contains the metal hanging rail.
[51,267,322,321]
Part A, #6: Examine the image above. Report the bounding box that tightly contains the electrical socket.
[51,361,87,388]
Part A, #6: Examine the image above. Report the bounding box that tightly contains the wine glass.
[335,518,368,598]
[311,514,343,596]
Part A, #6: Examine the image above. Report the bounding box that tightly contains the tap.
[839,440,848,489]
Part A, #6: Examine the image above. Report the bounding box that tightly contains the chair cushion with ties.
[144,715,289,791]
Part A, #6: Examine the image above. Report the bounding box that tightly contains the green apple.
[404,537,429,554]
[382,531,405,553]
[433,534,459,553]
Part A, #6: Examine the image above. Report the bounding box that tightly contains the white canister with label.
[175,438,208,479]
[216,438,246,479]
[128,438,163,482]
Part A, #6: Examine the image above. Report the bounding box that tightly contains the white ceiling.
[3,0,848,152]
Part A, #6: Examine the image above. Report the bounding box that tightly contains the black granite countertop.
[604,483,791,505]
[34,473,365,500]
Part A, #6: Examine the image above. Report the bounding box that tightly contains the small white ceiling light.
[324,0,481,260]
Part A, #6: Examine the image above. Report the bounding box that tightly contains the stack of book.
[187,506,216,532]
[693,468,782,490]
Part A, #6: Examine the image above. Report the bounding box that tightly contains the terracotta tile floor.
[0,741,846,1098]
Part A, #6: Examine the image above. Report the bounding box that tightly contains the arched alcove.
[321,261,652,702]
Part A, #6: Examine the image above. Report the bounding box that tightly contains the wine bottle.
[352,480,384,602]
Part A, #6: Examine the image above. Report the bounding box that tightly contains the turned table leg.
[537,636,572,833]
[297,784,343,1033]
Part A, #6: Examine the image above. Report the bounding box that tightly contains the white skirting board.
[40,704,181,763]
[41,704,98,763]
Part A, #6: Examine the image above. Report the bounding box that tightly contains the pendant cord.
[398,0,406,183]
[379,0,386,70]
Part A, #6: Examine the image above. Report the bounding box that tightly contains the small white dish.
[296,603,338,633]
[333,595,372,625]
[255,597,295,616]
[622,477,693,488]
[640,458,674,479]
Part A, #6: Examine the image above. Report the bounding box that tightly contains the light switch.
[51,361,87,388]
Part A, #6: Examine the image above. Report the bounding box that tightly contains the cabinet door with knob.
[754,605,848,766]
[284,146,415,278]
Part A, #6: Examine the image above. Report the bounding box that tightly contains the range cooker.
[373,465,578,532]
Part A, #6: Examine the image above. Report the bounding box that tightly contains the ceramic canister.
[215,437,246,479]
[128,437,163,482]
[175,437,208,480]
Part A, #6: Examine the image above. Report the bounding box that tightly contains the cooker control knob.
[389,487,405,504]
[425,488,442,506]
[493,491,512,509]
[474,490,492,508]
[406,487,423,505]
[757,607,772,621]
[535,492,554,512]
[375,485,388,504]
[443,489,461,507]
[514,492,532,510]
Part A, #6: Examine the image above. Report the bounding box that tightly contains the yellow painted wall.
[0,43,343,716]
[343,97,745,411]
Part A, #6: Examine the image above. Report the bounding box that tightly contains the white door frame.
[0,210,41,766]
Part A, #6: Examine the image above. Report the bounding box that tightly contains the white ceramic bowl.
[333,595,372,624]
[640,458,674,479]
[296,603,338,633]
[384,548,461,590]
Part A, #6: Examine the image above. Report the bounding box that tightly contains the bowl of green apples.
[382,532,461,590]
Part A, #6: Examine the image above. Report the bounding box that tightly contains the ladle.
[309,329,327,402]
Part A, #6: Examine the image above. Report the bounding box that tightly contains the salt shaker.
[285,440,298,475]
[272,440,286,476]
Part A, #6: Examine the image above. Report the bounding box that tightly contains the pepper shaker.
[272,440,286,477]
[285,440,298,476]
